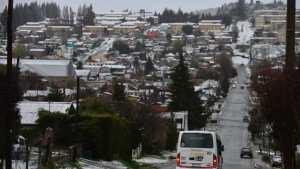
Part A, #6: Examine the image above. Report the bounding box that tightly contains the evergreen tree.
[112,79,126,102]
[69,7,74,25]
[144,57,155,75]
[133,57,140,73]
[13,43,27,58]
[168,52,207,130]
[231,23,239,43]
[68,104,76,115]
[48,87,64,102]
[172,40,184,54]
[113,40,130,54]
[78,4,95,25]
[182,25,193,35]
[135,41,145,52]
[232,0,247,20]
[0,7,8,33]
[1,2,63,31]
[62,6,70,24]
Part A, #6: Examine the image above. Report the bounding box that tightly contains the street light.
[75,69,90,114]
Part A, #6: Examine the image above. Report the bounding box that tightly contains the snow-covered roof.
[194,80,219,92]
[18,101,74,125]
[102,64,126,69]
[0,58,74,77]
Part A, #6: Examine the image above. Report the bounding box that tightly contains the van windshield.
[181,133,213,148]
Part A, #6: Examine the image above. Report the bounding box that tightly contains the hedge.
[36,111,132,161]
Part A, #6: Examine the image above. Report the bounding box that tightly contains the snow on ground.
[232,56,250,65]
[252,44,285,59]
[194,80,219,92]
[237,21,254,44]
[18,101,73,125]
[97,38,115,52]
[134,156,168,164]
[246,67,251,77]
[161,151,176,159]
[12,161,37,169]
[79,159,127,169]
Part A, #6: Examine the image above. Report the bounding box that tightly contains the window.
[181,133,213,148]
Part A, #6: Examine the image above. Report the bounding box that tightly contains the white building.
[162,111,189,131]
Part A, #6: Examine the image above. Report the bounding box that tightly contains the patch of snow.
[18,101,74,125]
[194,80,219,92]
[134,156,168,164]
[252,44,284,59]
[232,56,250,65]
[237,21,254,44]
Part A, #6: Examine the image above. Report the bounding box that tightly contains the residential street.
[219,65,252,169]
[220,21,254,169]
[157,21,255,169]
[156,65,252,169]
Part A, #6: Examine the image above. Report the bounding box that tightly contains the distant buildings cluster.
[254,9,300,43]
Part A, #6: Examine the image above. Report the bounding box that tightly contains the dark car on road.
[240,147,253,158]
[271,155,282,167]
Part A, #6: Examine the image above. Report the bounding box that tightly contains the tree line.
[0,2,96,33]
[1,2,62,32]
[157,8,233,27]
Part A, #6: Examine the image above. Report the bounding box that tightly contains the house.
[29,48,47,58]
[83,25,108,36]
[17,22,46,33]
[16,22,47,43]
[254,9,300,43]
[215,35,233,44]
[270,20,300,43]
[198,20,225,34]
[255,9,300,29]
[47,26,73,37]
[95,11,129,27]
[145,28,160,39]
[113,22,138,35]
[162,111,189,131]
[0,57,75,78]
[168,22,195,34]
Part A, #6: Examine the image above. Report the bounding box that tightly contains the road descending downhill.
[158,21,254,169]
[219,65,252,169]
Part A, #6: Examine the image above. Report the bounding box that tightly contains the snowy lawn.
[134,156,168,164]
[232,56,250,65]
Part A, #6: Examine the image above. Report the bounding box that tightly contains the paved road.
[220,21,254,169]
[219,65,253,169]
[157,21,254,169]
[157,65,252,169]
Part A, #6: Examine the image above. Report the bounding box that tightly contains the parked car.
[271,155,282,167]
[240,147,253,158]
[176,131,224,169]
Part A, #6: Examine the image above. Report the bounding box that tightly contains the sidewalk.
[251,144,273,169]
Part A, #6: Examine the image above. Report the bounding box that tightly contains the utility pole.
[76,76,80,114]
[4,0,14,168]
[284,1,296,169]
[285,0,296,73]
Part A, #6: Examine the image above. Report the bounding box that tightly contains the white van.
[176,131,224,169]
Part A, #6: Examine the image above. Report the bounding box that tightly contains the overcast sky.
[0,0,299,13]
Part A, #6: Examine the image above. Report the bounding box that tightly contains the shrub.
[36,111,133,161]
[262,155,271,163]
